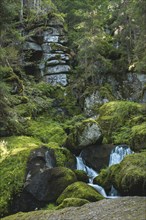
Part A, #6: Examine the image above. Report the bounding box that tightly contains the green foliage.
[0,136,41,216]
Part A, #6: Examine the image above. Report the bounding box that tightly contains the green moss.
[26,119,67,145]
[95,151,146,196]
[44,203,57,211]
[74,170,89,183]
[0,136,41,216]
[130,122,146,151]
[48,144,76,168]
[114,151,146,195]
[57,181,104,205]
[99,83,115,101]
[93,165,118,193]
[1,210,51,220]
[98,101,146,149]
[57,198,89,209]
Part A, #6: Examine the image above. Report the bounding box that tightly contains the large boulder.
[81,144,114,172]
[25,167,77,202]
[98,101,146,151]
[65,119,103,152]
[73,170,89,183]
[130,122,146,151]
[0,136,41,217]
[94,151,146,196]
[2,197,146,220]
[56,181,104,205]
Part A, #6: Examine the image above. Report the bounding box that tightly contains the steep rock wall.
[23,15,71,86]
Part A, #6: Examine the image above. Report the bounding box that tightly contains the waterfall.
[76,145,133,198]
[108,145,133,197]
[76,156,98,183]
[88,183,107,197]
[76,156,107,197]
[109,145,133,166]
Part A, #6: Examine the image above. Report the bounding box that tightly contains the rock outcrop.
[2,197,146,220]
[83,73,146,115]
[23,14,72,86]
[65,118,103,152]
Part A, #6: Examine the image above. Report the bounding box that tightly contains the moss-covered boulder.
[98,101,146,150]
[93,165,118,193]
[94,151,146,196]
[130,122,146,151]
[113,151,146,195]
[57,198,89,209]
[25,167,77,202]
[74,170,89,183]
[65,119,102,152]
[0,136,41,217]
[48,143,76,169]
[26,119,67,145]
[56,181,104,205]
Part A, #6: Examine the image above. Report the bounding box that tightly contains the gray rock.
[46,60,66,66]
[42,43,51,52]
[25,167,77,202]
[43,53,70,61]
[84,91,109,115]
[65,119,103,151]
[81,144,114,172]
[78,123,102,147]
[23,42,42,51]
[44,35,59,43]
[45,74,68,86]
[4,197,146,220]
[45,65,71,74]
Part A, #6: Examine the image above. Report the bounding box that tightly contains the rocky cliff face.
[23,14,71,86]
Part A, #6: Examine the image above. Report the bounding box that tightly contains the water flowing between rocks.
[76,145,133,198]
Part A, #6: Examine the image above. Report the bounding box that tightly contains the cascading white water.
[109,145,133,166]
[88,183,107,197]
[108,145,133,197]
[76,156,98,183]
[76,156,107,197]
[76,145,133,198]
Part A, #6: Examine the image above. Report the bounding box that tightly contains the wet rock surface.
[81,144,114,172]
[3,197,146,220]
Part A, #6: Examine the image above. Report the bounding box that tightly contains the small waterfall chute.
[109,145,133,166]
[76,156,98,183]
[76,145,133,198]
[76,156,106,197]
[88,183,107,198]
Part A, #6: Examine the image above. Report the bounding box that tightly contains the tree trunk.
[20,0,24,22]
